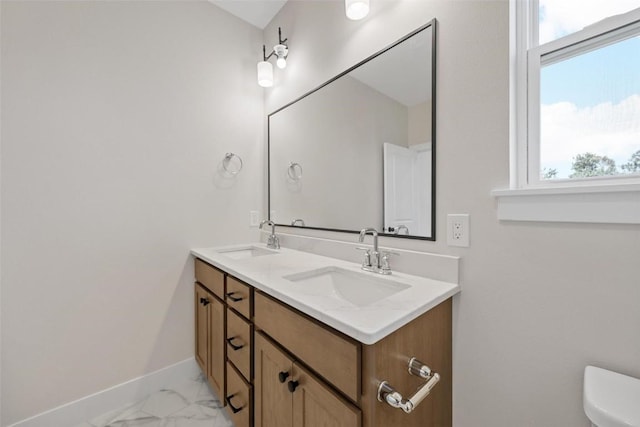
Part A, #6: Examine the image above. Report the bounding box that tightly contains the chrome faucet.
[259,220,280,249]
[357,228,397,274]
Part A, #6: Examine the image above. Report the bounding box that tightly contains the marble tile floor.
[74,373,234,427]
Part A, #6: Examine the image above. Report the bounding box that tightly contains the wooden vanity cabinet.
[254,290,452,427]
[254,332,361,427]
[195,256,453,427]
[253,291,360,401]
[195,258,255,426]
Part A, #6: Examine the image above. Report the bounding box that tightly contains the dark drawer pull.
[288,380,299,393]
[278,371,290,383]
[225,393,244,414]
[226,292,244,302]
[226,336,245,351]
[199,297,210,306]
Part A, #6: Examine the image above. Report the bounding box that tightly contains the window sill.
[491,183,640,224]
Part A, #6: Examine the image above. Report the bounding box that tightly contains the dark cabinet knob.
[225,394,244,414]
[200,297,210,306]
[278,371,290,383]
[288,380,299,393]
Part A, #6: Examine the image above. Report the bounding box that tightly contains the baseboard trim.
[7,357,200,427]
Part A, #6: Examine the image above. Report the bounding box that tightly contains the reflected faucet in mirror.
[387,225,409,235]
[259,220,280,249]
[291,219,305,226]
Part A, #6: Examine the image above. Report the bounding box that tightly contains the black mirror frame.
[267,19,437,241]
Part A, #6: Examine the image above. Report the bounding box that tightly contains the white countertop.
[191,244,460,345]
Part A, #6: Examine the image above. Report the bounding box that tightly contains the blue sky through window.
[541,36,640,108]
[538,1,640,179]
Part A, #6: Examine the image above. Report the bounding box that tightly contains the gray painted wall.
[1,2,263,424]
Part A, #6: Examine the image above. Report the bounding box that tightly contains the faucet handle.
[356,246,372,267]
[379,251,399,274]
[268,234,281,250]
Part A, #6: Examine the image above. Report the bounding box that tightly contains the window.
[493,1,640,224]
[516,0,640,187]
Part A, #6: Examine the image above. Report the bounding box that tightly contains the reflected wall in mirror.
[269,21,436,240]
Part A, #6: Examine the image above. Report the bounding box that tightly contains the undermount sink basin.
[283,267,411,307]
[217,246,278,260]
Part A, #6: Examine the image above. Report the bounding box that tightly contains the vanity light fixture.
[345,0,370,20]
[257,27,289,87]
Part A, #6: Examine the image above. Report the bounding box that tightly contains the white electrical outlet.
[447,214,470,247]
[250,211,259,227]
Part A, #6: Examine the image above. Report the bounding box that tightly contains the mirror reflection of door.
[383,142,432,237]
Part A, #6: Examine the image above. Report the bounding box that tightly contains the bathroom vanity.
[192,244,459,427]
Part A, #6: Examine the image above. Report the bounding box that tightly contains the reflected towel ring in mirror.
[223,152,243,175]
[288,162,303,180]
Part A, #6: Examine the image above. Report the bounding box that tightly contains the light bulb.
[345,0,369,20]
[273,44,288,69]
[257,61,273,87]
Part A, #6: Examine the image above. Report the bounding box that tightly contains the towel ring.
[223,152,243,175]
[288,162,302,180]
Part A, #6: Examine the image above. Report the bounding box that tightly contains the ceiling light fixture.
[345,0,370,20]
[257,27,289,87]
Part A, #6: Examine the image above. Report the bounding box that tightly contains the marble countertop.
[191,244,460,345]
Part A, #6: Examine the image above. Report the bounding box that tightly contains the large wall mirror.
[269,21,436,240]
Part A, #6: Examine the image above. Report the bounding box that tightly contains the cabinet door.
[292,362,361,427]
[195,285,210,374]
[255,333,293,427]
[208,295,225,401]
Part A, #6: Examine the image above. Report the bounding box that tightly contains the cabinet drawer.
[195,259,224,299]
[227,308,252,381]
[226,362,252,427]
[226,276,252,319]
[254,292,361,402]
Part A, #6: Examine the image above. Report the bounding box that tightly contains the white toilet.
[584,365,640,427]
